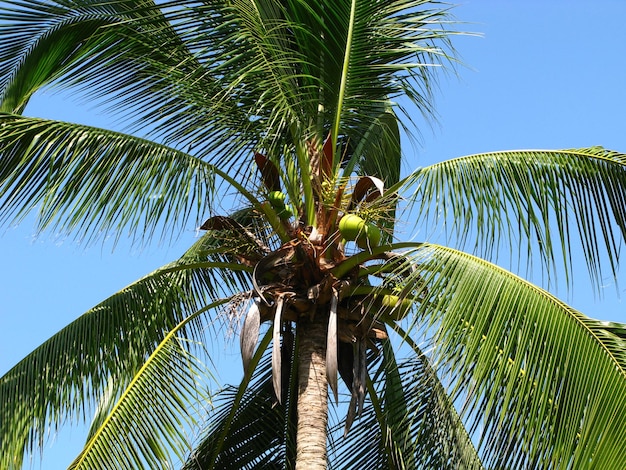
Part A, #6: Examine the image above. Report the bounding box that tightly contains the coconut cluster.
[268,190,293,220]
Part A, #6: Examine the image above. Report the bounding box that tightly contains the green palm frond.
[0,0,199,113]
[329,337,483,470]
[0,114,236,244]
[411,147,626,287]
[350,107,401,186]
[69,300,227,470]
[0,0,207,109]
[325,0,453,151]
[0,0,114,113]
[594,320,626,367]
[183,328,298,469]
[183,0,453,157]
[1,0,454,178]
[399,243,626,468]
[0,0,255,161]
[348,106,402,241]
[0,232,251,469]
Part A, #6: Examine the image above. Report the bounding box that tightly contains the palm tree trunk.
[295,309,328,469]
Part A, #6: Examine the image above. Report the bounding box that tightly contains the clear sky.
[2,1,626,468]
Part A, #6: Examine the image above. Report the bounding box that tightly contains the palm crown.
[2,1,626,469]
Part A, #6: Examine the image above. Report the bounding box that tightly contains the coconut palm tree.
[2,0,626,468]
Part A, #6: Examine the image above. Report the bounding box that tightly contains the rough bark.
[295,309,329,470]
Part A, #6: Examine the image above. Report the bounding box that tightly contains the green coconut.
[339,214,366,241]
[356,222,381,249]
[268,190,287,208]
[381,294,412,320]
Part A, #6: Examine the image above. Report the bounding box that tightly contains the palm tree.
[1,0,626,468]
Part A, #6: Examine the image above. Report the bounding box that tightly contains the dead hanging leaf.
[338,341,355,393]
[281,325,295,386]
[327,288,339,405]
[254,152,281,192]
[351,176,385,207]
[240,298,261,376]
[345,337,368,437]
[272,296,285,404]
[356,337,367,415]
[345,394,357,437]
[369,327,388,340]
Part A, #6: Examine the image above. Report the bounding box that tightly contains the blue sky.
[2,1,626,467]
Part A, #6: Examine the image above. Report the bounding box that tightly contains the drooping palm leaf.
[0,0,261,171]
[396,243,626,468]
[0,114,243,244]
[411,147,626,287]
[328,336,483,470]
[183,328,298,469]
[0,0,203,115]
[69,300,228,470]
[0,231,251,469]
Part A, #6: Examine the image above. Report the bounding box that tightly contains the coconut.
[356,223,381,249]
[338,214,366,241]
[381,294,412,320]
[268,191,287,208]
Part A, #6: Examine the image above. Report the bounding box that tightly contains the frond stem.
[331,0,357,161]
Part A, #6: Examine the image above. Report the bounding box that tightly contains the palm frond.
[1,0,455,178]
[347,106,402,241]
[329,337,483,470]
[327,0,454,153]
[69,300,227,470]
[183,328,298,470]
[410,147,626,288]
[0,0,114,113]
[0,114,225,244]
[350,107,401,186]
[399,243,626,468]
[0,232,251,469]
[0,0,257,164]
[593,320,626,367]
[0,1,195,111]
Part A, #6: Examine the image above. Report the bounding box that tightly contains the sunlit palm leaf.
[326,0,452,153]
[0,232,251,469]
[349,107,402,242]
[0,0,204,116]
[69,300,227,470]
[411,147,626,287]
[0,114,223,244]
[0,0,120,113]
[1,0,454,180]
[351,107,401,187]
[594,320,626,367]
[399,243,626,468]
[0,0,256,162]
